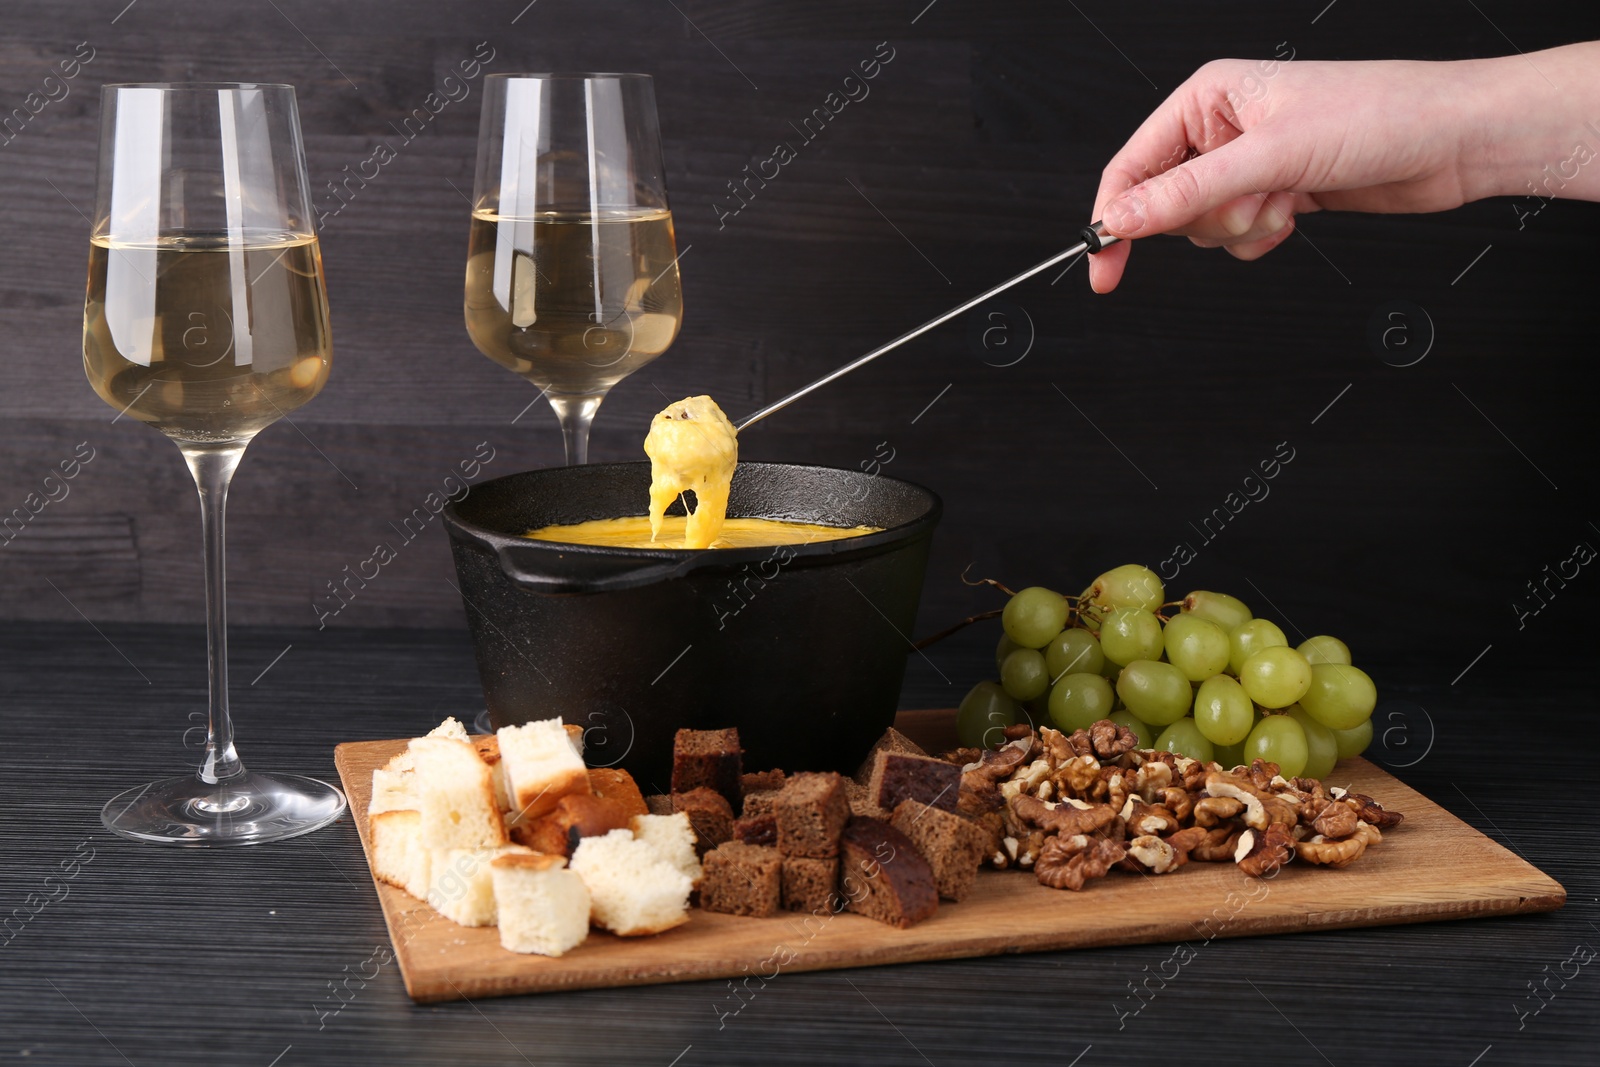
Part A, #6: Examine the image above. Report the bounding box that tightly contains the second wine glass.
[465,73,682,464]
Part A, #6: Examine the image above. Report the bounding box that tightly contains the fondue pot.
[442,462,942,791]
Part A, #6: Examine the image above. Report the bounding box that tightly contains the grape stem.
[1072,606,1106,627]
[910,607,1004,651]
[1139,600,1181,622]
[958,564,1016,598]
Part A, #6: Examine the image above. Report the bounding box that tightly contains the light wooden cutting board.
[333,710,1565,1004]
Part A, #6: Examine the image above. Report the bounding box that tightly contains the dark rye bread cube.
[672,728,743,807]
[644,793,674,817]
[774,771,850,858]
[890,799,989,902]
[741,769,786,794]
[742,790,779,818]
[866,752,960,816]
[781,855,839,914]
[671,787,734,856]
[843,777,878,819]
[733,812,777,847]
[853,727,927,785]
[838,817,938,929]
[699,842,782,917]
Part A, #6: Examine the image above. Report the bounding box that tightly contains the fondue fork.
[735,221,1121,431]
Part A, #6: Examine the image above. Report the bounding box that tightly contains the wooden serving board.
[333,710,1565,1004]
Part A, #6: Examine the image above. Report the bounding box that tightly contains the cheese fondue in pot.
[526,395,881,549]
[526,514,879,549]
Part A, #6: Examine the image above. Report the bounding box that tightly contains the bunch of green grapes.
[955,564,1377,779]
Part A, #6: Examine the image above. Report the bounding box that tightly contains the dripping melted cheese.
[642,394,740,549]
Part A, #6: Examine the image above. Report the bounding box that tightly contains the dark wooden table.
[0,621,1593,1066]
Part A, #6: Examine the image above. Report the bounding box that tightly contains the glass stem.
[182,443,248,786]
[547,394,604,465]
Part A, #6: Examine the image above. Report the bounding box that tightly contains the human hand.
[1088,44,1600,293]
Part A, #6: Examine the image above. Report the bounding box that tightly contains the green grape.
[1048,672,1116,732]
[1244,714,1308,778]
[1182,590,1252,632]
[1331,718,1373,760]
[957,680,1019,749]
[1299,663,1377,730]
[1045,628,1104,681]
[995,633,1023,674]
[1085,563,1165,612]
[1297,635,1351,666]
[1192,674,1255,745]
[1109,710,1155,749]
[1163,613,1230,682]
[1115,660,1193,726]
[1002,587,1069,648]
[1155,718,1215,763]
[1214,738,1249,769]
[1227,618,1288,675]
[1287,705,1337,780]
[1100,609,1165,666]
[1000,647,1050,701]
[1238,646,1312,709]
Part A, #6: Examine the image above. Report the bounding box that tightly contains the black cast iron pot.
[443,462,942,791]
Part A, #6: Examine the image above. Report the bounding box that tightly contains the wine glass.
[85,83,346,845]
[465,73,683,464]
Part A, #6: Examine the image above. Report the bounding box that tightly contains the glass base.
[101,770,347,846]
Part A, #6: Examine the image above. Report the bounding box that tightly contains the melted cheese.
[529,394,880,549]
[642,395,739,549]
[526,515,880,549]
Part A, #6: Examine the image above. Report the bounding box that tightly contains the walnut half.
[1010,794,1117,837]
[1234,824,1295,877]
[1295,833,1368,868]
[1035,835,1126,890]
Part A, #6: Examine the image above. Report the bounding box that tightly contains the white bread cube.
[369,717,475,816]
[411,737,507,851]
[370,758,417,816]
[481,721,583,757]
[370,810,431,900]
[497,720,590,822]
[490,762,511,814]
[630,813,702,886]
[491,853,592,956]
[428,716,472,742]
[427,843,532,927]
[569,828,692,937]
[470,735,514,813]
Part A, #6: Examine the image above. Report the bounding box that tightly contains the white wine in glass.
[85,233,331,438]
[86,82,345,846]
[466,74,682,464]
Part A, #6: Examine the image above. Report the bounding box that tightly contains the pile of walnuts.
[945,721,1403,892]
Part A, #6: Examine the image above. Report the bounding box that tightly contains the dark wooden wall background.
[1,1,1595,682]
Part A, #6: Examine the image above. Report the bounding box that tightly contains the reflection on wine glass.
[85,82,346,845]
[465,73,682,464]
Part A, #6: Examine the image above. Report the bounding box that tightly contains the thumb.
[1101,138,1277,238]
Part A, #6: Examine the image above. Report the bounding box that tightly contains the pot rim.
[443,460,942,568]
